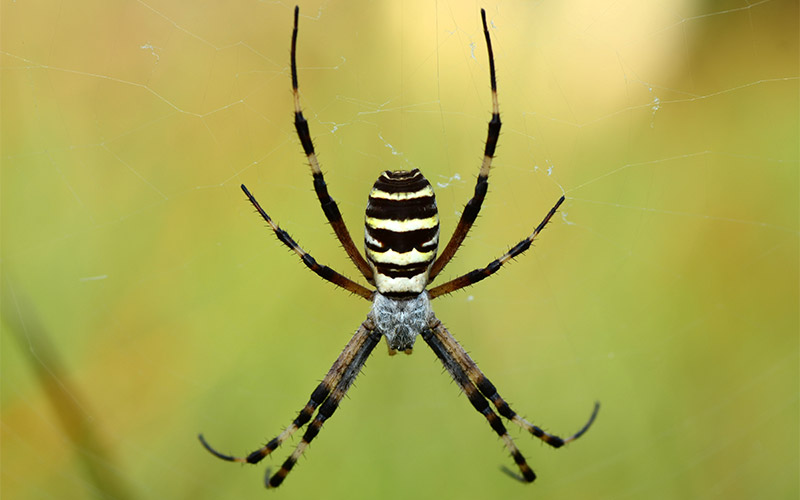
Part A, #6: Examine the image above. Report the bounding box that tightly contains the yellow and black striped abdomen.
[365,169,439,297]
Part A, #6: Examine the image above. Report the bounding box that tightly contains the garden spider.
[199,6,599,489]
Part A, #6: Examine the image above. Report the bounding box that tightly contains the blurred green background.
[2,0,797,498]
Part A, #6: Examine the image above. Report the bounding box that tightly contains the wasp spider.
[199,6,599,488]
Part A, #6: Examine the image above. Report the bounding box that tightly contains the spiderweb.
[2,1,797,499]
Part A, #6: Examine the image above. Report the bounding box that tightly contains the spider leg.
[291,6,374,281]
[428,195,564,299]
[422,319,537,483]
[429,9,500,281]
[266,325,381,488]
[199,321,378,465]
[240,184,373,300]
[428,318,599,448]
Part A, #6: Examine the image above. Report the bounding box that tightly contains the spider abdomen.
[365,169,439,297]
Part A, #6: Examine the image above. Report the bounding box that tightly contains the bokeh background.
[2,0,797,499]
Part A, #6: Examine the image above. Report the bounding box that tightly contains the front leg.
[421,320,537,482]
[199,321,378,466]
[427,317,599,447]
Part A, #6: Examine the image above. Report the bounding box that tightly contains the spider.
[199,6,599,489]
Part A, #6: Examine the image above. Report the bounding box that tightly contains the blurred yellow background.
[2,0,797,499]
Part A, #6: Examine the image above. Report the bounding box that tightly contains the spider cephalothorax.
[199,6,598,489]
[371,291,431,354]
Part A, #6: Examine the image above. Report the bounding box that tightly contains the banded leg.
[266,327,381,488]
[429,9,501,281]
[241,184,373,300]
[199,321,378,463]
[428,195,564,299]
[428,318,599,447]
[291,6,374,281]
[421,323,536,482]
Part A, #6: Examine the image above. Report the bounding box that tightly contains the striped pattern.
[364,169,439,297]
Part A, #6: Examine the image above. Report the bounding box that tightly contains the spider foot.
[500,465,536,483]
[263,467,273,489]
[198,434,248,463]
[564,401,600,444]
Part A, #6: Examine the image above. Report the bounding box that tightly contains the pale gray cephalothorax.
[370,291,432,354]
